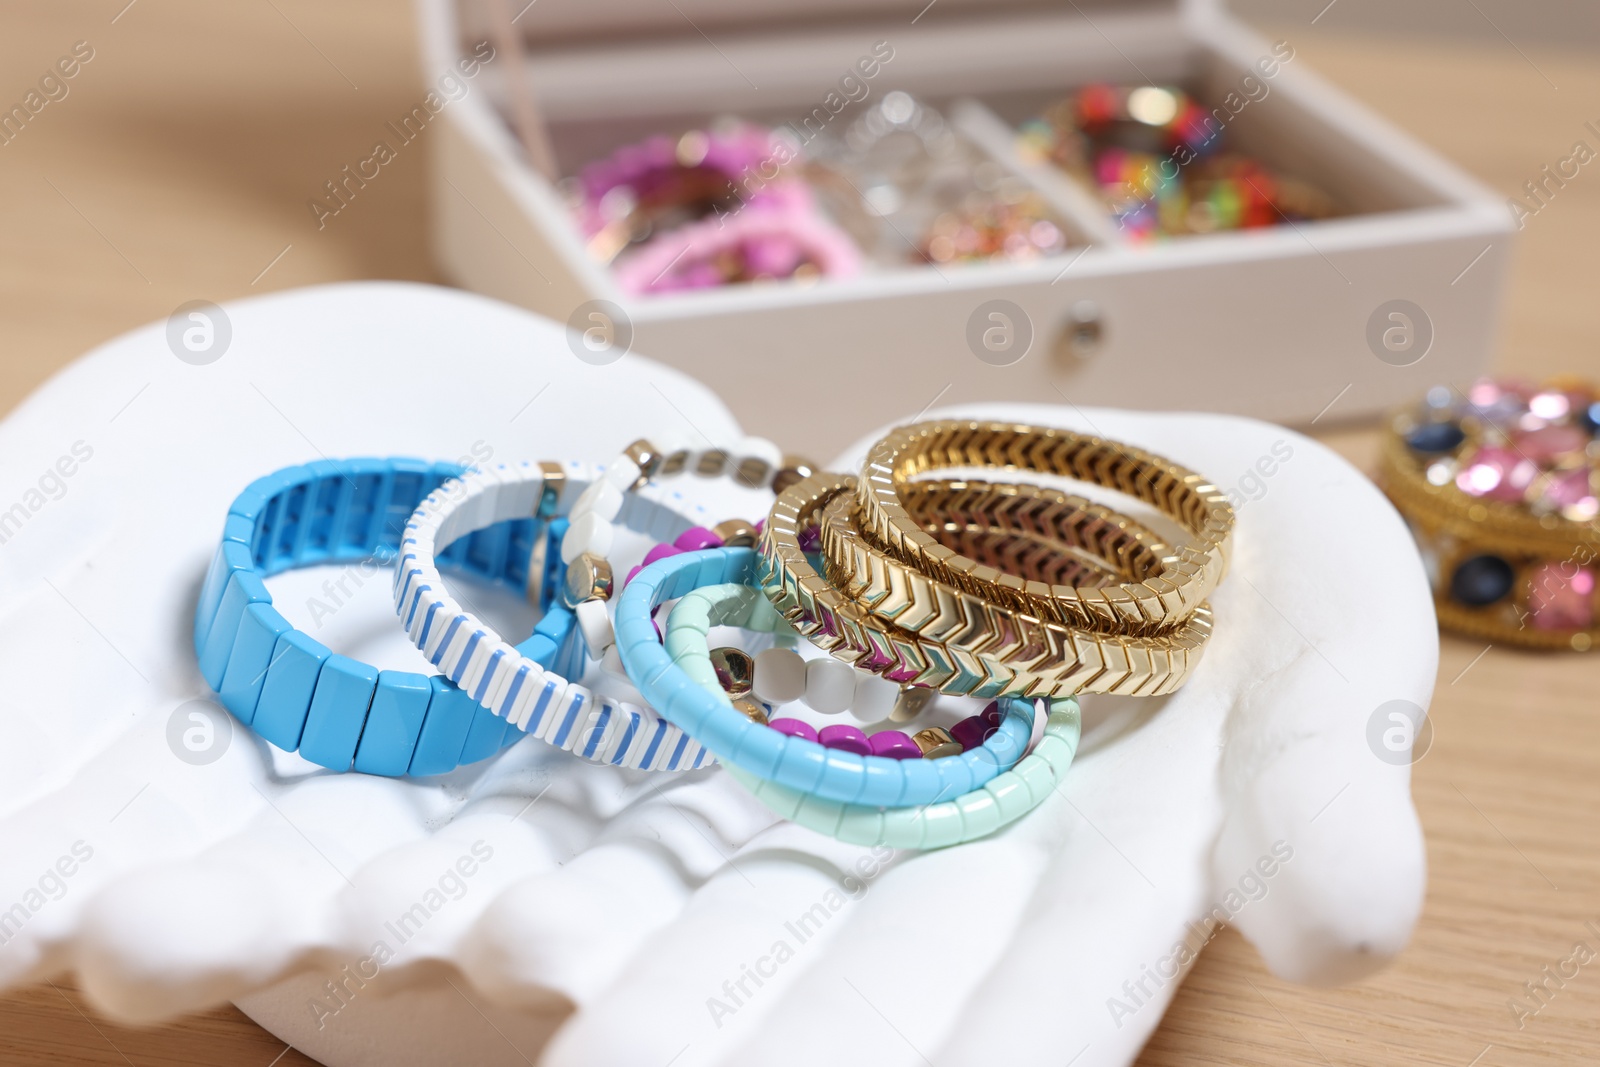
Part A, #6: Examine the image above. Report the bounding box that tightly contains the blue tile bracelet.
[194,457,566,776]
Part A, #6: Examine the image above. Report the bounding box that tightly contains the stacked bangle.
[721,701,1080,849]
[663,474,1155,721]
[194,458,547,776]
[1379,377,1600,650]
[396,460,725,770]
[661,580,1082,847]
[857,420,1233,632]
[616,547,1033,807]
[762,473,1214,699]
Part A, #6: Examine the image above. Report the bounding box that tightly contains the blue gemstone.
[1449,555,1514,607]
[1405,421,1465,454]
[1579,401,1600,436]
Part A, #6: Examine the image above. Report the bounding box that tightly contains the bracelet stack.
[196,419,1233,849]
[757,420,1231,699]
[1379,377,1600,651]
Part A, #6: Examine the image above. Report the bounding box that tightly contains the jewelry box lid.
[452,0,1212,50]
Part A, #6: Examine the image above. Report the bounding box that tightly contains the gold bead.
[771,454,820,494]
[731,696,769,725]
[659,448,690,477]
[890,685,937,723]
[735,454,775,490]
[713,518,759,548]
[562,552,614,607]
[913,726,962,759]
[709,646,754,696]
[536,461,565,518]
[623,439,663,488]
[697,449,730,477]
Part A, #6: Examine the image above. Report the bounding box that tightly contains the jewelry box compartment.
[416,0,1513,448]
[536,95,1098,286]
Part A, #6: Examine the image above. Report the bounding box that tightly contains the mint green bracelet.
[723,705,1080,849]
[666,583,1083,848]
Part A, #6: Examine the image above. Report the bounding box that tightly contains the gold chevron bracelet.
[845,478,1183,636]
[816,490,1208,693]
[898,478,1173,588]
[759,472,1212,698]
[857,420,1234,634]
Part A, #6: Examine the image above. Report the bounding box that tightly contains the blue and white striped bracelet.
[395,460,715,772]
[194,457,560,776]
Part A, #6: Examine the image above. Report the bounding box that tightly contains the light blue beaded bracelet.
[194,457,575,776]
[661,584,1083,847]
[615,547,1031,807]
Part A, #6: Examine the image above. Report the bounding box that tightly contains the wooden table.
[2,3,1596,1063]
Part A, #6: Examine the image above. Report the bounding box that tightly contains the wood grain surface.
[0,2,1596,1064]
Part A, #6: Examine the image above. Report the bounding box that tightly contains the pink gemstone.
[1514,425,1588,463]
[1468,377,1535,407]
[1529,564,1596,630]
[1527,391,1571,421]
[1455,446,1538,502]
[1539,468,1599,521]
[1467,377,1533,428]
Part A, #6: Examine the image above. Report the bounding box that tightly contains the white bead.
[805,657,856,714]
[575,598,615,655]
[573,479,624,522]
[754,647,807,704]
[600,644,627,678]
[852,673,898,721]
[650,429,691,457]
[604,457,642,490]
[561,512,614,564]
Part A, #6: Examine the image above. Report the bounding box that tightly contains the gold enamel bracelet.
[759,473,1212,698]
[857,420,1234,634]
[817,489,1208,694]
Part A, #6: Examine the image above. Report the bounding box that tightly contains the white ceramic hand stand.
[0,282,1433,1067]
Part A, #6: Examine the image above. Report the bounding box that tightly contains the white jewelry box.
[413,0,1512,446]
